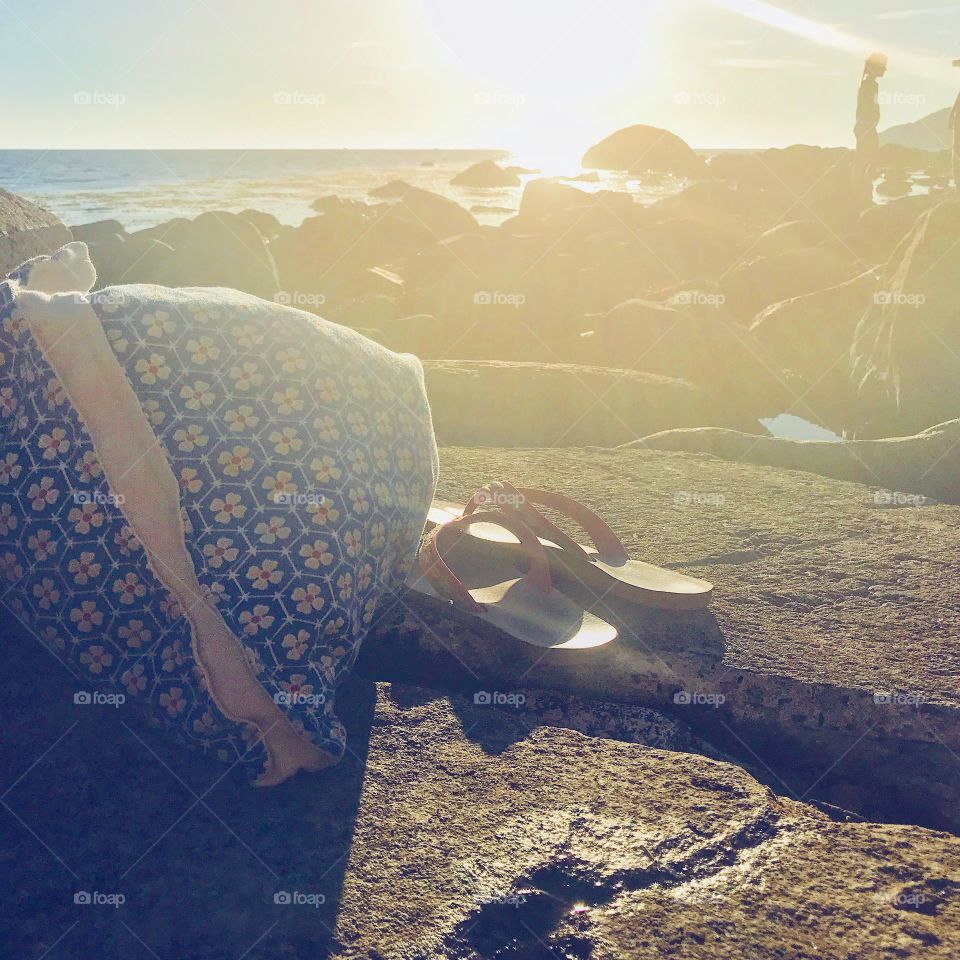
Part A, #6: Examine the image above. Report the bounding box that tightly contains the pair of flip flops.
[407,482,713,650]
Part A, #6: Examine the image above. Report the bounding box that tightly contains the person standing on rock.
[951,60,960,190]
[854,52,888,202]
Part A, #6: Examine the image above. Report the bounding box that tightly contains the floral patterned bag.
[1,244,437,784]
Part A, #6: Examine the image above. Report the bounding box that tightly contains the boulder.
[69,218,127,245]
[88,211,281,300]
[724,246,862,319]
[517,178,594,221]
[852,199,960,436]
[631,419,960,505]
[853,193,938,265]
[422,360,749,446]
[450,159,521,187]
[0,188,72,275]
[751,269,880,430]
[576,297,787,421]
[238,208,282,239]
[582,124,706,176]
[369,180,479,244]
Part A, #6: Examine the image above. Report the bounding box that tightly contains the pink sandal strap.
[418,509,553,613]
[464,481,629,565]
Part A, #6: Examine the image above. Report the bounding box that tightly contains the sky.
[1,0,958,160]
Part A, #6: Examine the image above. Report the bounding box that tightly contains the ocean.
[0,148,688,232]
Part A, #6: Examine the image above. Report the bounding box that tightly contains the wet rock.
[238,208,282,239]
[582,124,706,176]
[0,188,72,275]
[451,159,521,187]
[368,180,478,241]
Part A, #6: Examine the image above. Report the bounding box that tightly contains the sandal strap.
[418,509,553,612]
[476,481,630,565]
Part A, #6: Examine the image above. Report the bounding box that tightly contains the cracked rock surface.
[334,686,960,959]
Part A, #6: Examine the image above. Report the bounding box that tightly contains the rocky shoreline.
[3,123,960,957]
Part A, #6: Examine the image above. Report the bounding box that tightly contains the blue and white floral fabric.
[0,249,437,778]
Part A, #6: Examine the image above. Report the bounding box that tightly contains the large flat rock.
[365,446,960,829]
[2,670,958,959]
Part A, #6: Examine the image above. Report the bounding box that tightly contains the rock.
[576,297,787,422]
[69,218,128,245]
[724,246,862,319]
[503,165,538,176]
[631,420,960,505]
[450,159,521,188]
[582,124,706,176]
[749,219,836,259]
[88,211,281,300]
[388,445,960,832]
[853,193,939,264]
[751,269,880,430]
[422,360,744,446]
[877,174,912,199]
[369,180,478,242]
[0,188,72,275]
[5,661,960,957]
[567,171,600,182]
[852,199,960,436]
[238,208,282,239]
[517,178,594,221]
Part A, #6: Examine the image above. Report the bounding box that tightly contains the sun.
[420,0,662,165]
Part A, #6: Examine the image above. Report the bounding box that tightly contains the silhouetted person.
[951,59,960,190]
[854,52,888,202]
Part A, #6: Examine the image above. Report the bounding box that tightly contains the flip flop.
[408,510,618,650]
[425,483,713,611]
